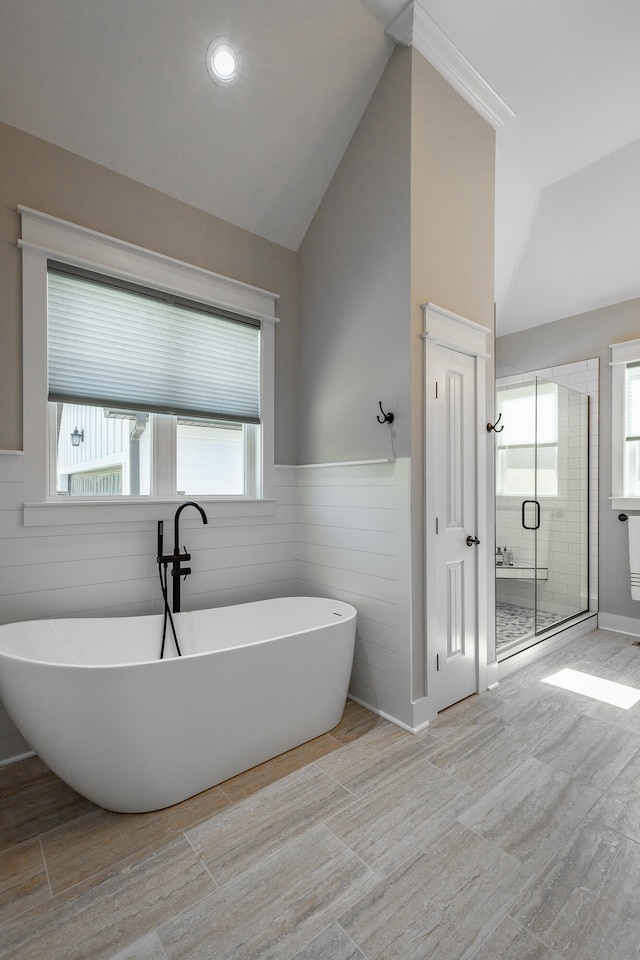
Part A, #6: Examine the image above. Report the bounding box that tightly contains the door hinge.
[435,381,438,399]
[435,517,439,534]
[436,654,440,671]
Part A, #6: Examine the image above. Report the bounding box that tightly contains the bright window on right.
[624,362,640,496]
[610,338,640,507]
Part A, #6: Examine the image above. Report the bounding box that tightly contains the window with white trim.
[611,338,640,508]
[47,263,260,499]
[19,207,278,523]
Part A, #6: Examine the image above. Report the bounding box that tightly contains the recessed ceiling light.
[206,37,239,87]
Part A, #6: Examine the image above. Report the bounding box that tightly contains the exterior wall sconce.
[70,427,84,446]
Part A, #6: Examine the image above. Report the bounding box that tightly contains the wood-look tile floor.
[3,628,640,959]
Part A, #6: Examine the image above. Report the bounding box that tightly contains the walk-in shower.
[495,370,589,657]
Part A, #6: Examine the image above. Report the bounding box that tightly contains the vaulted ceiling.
[1,0,638,336]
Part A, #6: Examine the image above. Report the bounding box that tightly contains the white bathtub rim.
[0,595,358,812]
[0,596,357,670]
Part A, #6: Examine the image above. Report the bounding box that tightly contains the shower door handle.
[522,500,541,530]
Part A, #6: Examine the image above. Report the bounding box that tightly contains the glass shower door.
[535,379,589,634]
[495,375,538,648]
[495,373,589,656]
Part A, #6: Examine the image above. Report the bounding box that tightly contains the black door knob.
[466,535,480,546]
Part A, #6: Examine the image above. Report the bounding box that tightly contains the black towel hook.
[377,402,394,425]
[487,413,504,433]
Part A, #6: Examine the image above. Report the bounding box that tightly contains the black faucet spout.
[173,500,208,554]
[170,501,208,614]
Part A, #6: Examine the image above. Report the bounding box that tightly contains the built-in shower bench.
[496,565,548,580]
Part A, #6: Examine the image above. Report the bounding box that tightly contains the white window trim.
[610,338,640,511]
[19,206,279,525]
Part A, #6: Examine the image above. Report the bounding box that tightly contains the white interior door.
[426,343,479,711]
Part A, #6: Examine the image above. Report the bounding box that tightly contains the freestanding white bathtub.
[0,597,356,813]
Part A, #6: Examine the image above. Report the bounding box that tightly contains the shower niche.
[494,369,589,658]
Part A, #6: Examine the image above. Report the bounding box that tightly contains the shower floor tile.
[496,602,561,648]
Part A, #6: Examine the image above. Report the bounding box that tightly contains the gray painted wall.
[0,45,497,757]
[297,47,412,465]
[497,297,640,622]
[297,45,496,715]
[0,121,299,464]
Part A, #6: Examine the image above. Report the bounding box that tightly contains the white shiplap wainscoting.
[0,454,299,764]
[293,458,414,730]
[0,454,416,764]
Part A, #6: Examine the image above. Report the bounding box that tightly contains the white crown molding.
[385,1,414,45]
[386,1,515,130]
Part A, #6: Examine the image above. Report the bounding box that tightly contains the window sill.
[23,497,277,527]
[610,497,640,512]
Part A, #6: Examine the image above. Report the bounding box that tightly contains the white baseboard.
[486,660,499,690]
[597,612,640,637]
[347,695,431,735]
[0,749,35,768]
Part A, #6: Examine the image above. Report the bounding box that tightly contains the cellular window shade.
[47,267,261,423]
[626,363,640,441]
